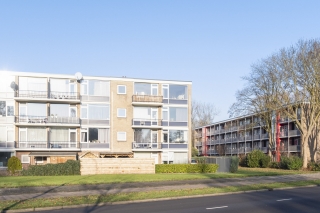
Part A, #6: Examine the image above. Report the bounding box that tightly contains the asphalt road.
[37,186,320,213]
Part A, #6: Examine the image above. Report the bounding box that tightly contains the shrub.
[7,156,22,175]
[269,161,280,169]
[155,164,219,173]
[308,162,320,171]
[280,156,303,170]
[230,156,239,173]
[287,156,303,170]
[22,160,80,176]
[239,155,247,167]
[247,150,265,168]
[260,155,271,168]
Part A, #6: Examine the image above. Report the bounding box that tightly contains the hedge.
[22,160,80,176]
[230,156,239,173]
[308,162,320,171]
[155,164,219,173]
[280,156,303,170]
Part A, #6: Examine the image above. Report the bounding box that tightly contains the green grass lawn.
[1,179,320,211]
[0,167,315,188]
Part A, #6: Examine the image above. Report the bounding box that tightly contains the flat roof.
[0,70,192,84]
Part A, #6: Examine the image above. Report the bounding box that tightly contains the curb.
[1,184,319,213]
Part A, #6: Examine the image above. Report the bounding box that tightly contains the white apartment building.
[0,71,192,168]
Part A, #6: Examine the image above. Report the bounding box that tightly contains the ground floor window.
[0,152,14,167]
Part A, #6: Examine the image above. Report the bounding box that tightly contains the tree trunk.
[301,135,309,168]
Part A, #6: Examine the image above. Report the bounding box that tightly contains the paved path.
[1,173,319,201]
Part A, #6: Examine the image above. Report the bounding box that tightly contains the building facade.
[194,113,301,158]
[0,71,192,168]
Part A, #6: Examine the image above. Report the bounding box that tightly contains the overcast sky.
[1,0,320,121]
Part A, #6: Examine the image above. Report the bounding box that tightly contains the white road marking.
[277,198,292,202]
[206,206,228,210]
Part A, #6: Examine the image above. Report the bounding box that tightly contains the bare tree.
[191,100,219,147]
[229,54,285,156]
[229,39,320,168]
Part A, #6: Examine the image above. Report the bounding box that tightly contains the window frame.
[117,132,127,141]
[117,85,126,94]
[21,155,30,163]
[117,108,127,118]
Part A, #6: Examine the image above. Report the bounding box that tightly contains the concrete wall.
[80,158,155,175]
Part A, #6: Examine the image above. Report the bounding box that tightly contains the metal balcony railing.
[132,142,159,149]
[279,132,288,137]
[18,141,78,149]
[289,130,300,136]
[253,134,260,140]
[15,116,80,124]
[15,90,80,100]
[132,95,163,103]
[261,133,269,139]
[289,145,301,152]
[132,118,162,126]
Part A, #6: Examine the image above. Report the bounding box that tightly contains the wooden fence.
[80,158,155,175]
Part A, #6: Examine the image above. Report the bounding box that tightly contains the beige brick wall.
[110,80,134,152]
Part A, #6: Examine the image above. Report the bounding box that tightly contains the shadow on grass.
[0,175,98,212]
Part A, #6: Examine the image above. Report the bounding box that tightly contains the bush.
[155,164,219,173]
[280,156,303,170]
[308,162,320,171]
[7,156,22,175]
[247,150,265,168]
[239,155,247,167]
[260,155,271,168]
[230,156,239,173]
[269,161,280,169]
[22,160,80,176]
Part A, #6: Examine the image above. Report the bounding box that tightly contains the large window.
[50,104,69,117]
[0,101,14,117]
[134,83,158,96]
[0,75,15,98]
[81,80,109,96]
[50,128,68,142]
[19,127,46,142]
[81,128,109,143]
[134,129,158,143]
[21,103,46,117]
[169,130,188,143]
[169,85,187,99]
[19,77,47,92]
[81,104,109,120]
[169,107,187,122]
[0,126,14,142]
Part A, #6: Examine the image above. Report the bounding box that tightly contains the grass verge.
[0,167,315,188]
[1,180,320,211]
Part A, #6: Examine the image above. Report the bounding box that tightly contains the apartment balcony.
[261,133,269,139]
[239,147,245,153]
[231,126,238,131]
[132,119,162,129]
[207,149,218,155]
[161,143,188,149]
[226,148,238,154]
[279,132,288,137]
[132,95,163,106]
[289,130,301,136]
[18,141,79,149]
[245,135,252,141]
[132,142,160,150]
[225,138,233,143]
[0,141,15,148]
[15,116,80,127]
[289,145,301,152]
[220,129,225,133]
[15,90,80,103]
[253,134,260,140]
[253,146,268,153]
[238,136,245,142]
[245,147,252,153]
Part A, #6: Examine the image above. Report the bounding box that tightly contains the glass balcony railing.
[15,116,80,124]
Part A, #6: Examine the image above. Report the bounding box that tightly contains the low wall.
[80,158,155,175]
